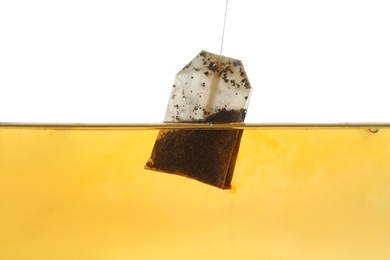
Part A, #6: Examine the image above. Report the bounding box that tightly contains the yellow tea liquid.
[1,125,390,259]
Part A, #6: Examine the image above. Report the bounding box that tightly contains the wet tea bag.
[145,50,252,189]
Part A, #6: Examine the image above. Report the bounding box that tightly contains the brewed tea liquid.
[1,125,390,259]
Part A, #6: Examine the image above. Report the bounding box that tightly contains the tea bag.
[145,50,252,189]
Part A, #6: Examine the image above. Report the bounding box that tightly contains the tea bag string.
[208,0,229,113]
[219,0,229,64]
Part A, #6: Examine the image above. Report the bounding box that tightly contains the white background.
[1,0,389,123]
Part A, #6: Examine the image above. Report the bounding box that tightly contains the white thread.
[219,0,229,63]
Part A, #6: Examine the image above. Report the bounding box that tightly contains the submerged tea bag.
[145,50,252,189]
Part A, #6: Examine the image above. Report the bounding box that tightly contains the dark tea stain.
[145,109,246,189]
[145,129,243,189]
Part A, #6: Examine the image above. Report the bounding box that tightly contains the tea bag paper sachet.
[145,50,252,189]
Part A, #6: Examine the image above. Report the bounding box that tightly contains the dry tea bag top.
[165,50,251,123]
[146,50,252,189]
